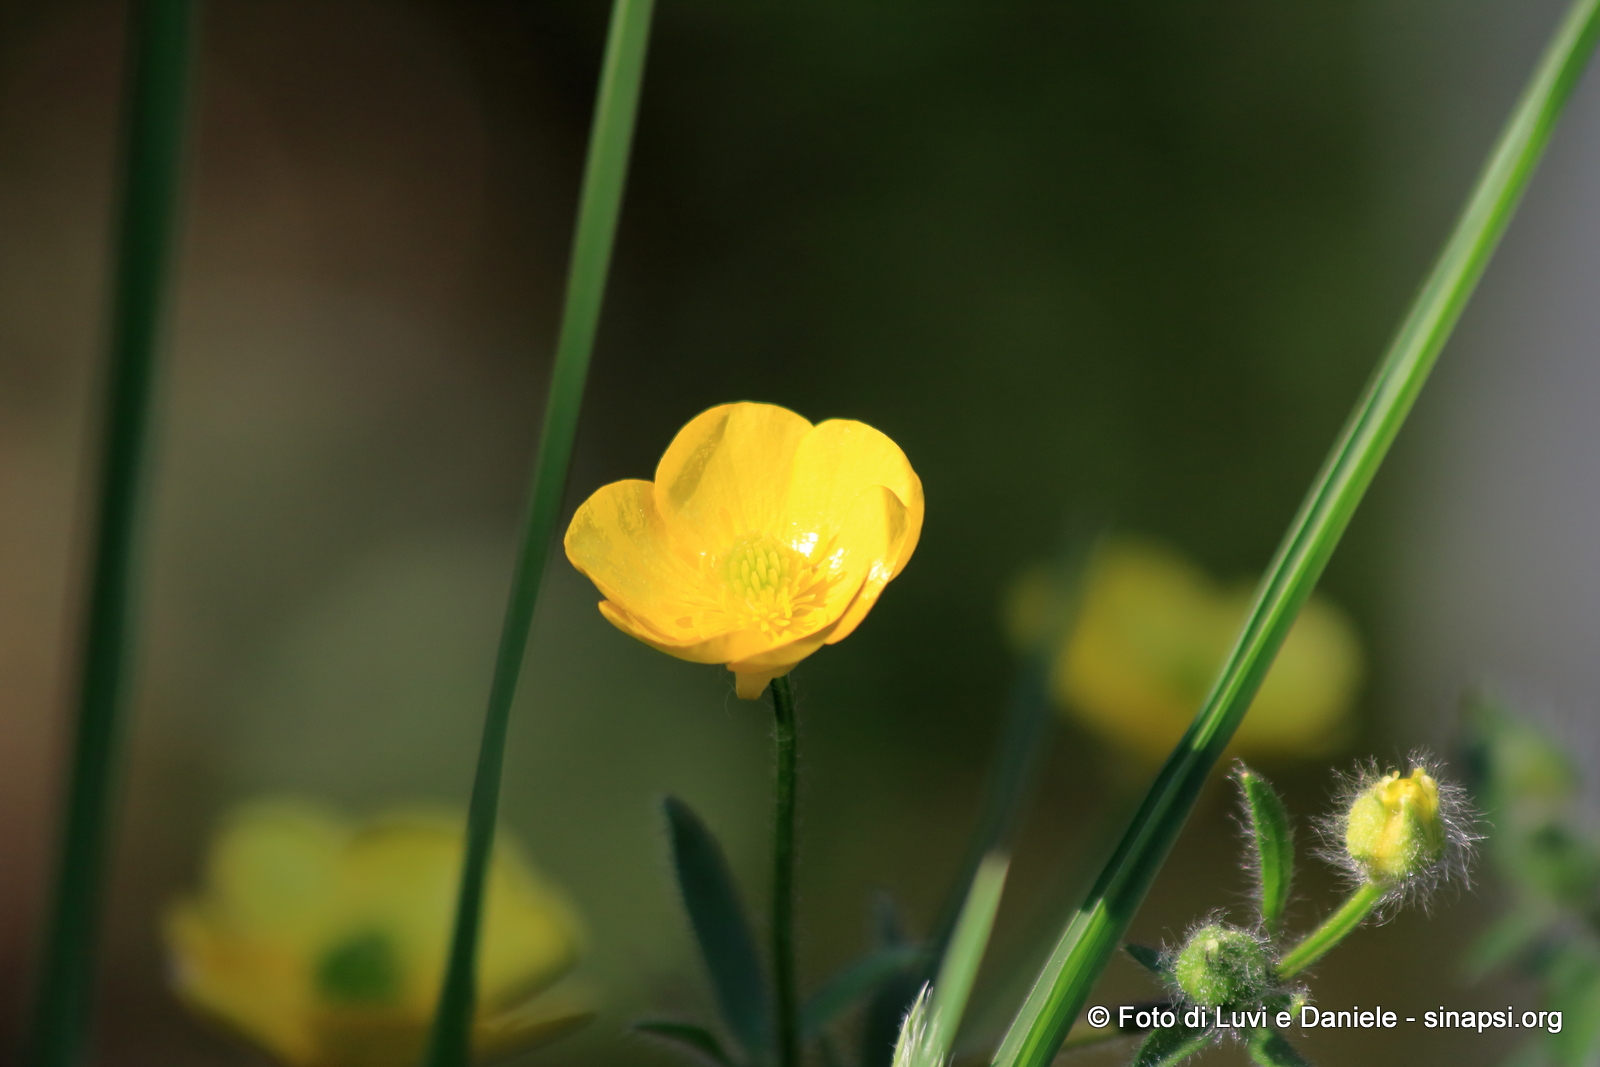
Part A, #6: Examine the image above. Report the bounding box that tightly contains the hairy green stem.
[1275,881,1386,980]
[771,676,801,1067]
[27,4,194,1065]
[991,3,1600,1065]
[419,1,656,1064]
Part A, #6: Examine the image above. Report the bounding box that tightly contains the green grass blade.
[1237,768,1294,936]
[664,797,775,1060]
[921,853,1010,1064]
[991,3,1600,1065]
[419,0,657,1064]
[26,3,195,1065]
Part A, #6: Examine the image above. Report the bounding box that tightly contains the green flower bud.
[1173,924,1271,1009]
[1344,768,1445,883]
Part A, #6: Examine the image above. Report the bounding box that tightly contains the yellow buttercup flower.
[1008,537,1362,759]
[165,799,588,1067]
[565,402,924,698]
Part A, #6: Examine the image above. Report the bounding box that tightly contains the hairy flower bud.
[1344,768,1445,883]
[1172,924,1271,1009]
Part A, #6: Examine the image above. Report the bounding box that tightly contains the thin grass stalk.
[26,3,195,1065]
[419,1,657,1064]
[991,2,1600,1065]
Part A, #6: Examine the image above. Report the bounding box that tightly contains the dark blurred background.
[0,0,1593,1063]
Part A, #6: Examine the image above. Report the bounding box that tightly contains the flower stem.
[419,1,657,1065]
[27,3,194,1065]
[771,675,801,1067]
[990,2,1600,1065]
[1275,881,1386,980]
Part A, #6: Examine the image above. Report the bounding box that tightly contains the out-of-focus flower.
[1007,537,1362,759]
[565,402,923,698]
[165,799,588,1067]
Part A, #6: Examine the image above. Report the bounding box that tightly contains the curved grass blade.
[1237,767,1294,936]
[991,2,1600,1065]
[635,1020,740,1067]
[802,944,924,1037]
[665,797,775,1062]
[1132,1025,1216,1067]
[26,3,195,1065]
[420,0,658,1063]
[923,853,1010,1061]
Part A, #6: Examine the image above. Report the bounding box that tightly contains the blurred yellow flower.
[565,402,923,698]
[1009,537,1362,759]
[165,799,588,1067]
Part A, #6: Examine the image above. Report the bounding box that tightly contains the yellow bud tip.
[1344,767,1446,883]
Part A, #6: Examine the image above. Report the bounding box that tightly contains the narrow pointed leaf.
[422,0,658,1062]
[635,1020,739,1067]
[923,852,1010,1061]
[990,3,1600,1064]
[1133,1026,1216,1067]
[1248,1028,1312,1067]
[1125,944,1167,976]
[803,944,925,1036]
[664,797,774,1060]
[1237,767,1294,935]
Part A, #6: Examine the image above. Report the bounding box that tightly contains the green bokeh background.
[0,0,1566,1063]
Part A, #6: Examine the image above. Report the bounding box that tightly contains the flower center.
[721,536,822,635]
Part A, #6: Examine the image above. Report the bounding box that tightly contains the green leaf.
[988,3,1600,1063]
[1125,944,1168,976]
[1132,1026,1217,1067]
[924,853,1010,1060]
[802,944,924,1037]
[1237,767,1294,936]
[664,797,774,1061]
[1248,1028,1311,1067]
[635,1020,739,1067]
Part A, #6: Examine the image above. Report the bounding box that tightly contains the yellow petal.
[1054,539,1225,757]
[166,900,317,1065]
[782,418,924,580]
[204,798,349,949]
[565,479,710,646]
[732,667,786,699]
[334,813,581,1016]
[653,403,813,551]
[1233,591,1363,755]
[820,485,913,645]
